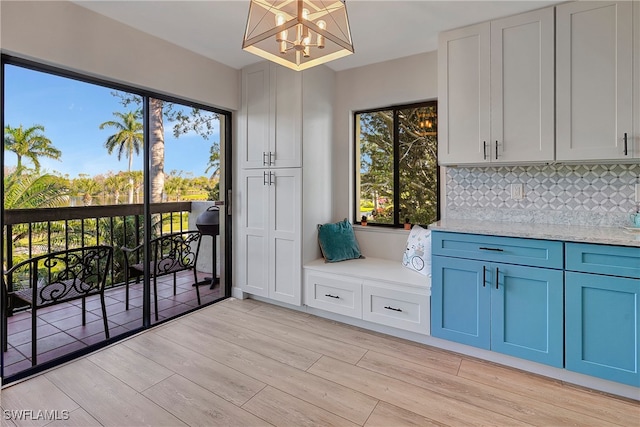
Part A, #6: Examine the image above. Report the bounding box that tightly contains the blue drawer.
[566,243,640,279]
[431,231,563,269]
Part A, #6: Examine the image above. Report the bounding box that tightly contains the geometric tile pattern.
[446,164,640,226]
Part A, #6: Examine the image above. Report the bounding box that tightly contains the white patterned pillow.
[402,225,431,276]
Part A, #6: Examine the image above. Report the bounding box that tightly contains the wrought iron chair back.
[121,230,202,320]
[2,245,113,365]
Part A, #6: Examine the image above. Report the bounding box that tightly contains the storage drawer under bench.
[304,258,431,335]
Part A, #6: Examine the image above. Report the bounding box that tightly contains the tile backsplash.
[446,164,640,227]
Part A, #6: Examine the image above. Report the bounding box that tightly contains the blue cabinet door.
[491,264,564,367]
[566,272,640,387]
[431,255,490,349]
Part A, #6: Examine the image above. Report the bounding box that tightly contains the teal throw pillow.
[317,219,363,263]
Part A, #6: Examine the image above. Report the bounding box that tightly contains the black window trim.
[352,100,440,228]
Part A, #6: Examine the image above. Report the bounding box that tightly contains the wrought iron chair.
[121,230,202,320]
[2,245,113,366]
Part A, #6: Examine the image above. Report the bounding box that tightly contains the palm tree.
[100,110,143,204]
[4,124,61,172]
[104,173,128,205]
[4,169,70,249]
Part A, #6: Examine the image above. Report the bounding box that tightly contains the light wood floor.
[1,298,638,426]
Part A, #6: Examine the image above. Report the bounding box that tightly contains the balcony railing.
[4,202,193,305]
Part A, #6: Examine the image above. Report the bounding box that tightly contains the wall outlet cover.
[511,183,524,200]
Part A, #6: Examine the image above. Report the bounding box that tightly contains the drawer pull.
[324,294,340,299]
[384,306,403,312]
[479,247,504,252]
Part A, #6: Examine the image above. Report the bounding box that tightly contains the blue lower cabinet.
[566,272,640,387]
[491,264,564,367]
[431,255,564,367]
[431,256,490,349]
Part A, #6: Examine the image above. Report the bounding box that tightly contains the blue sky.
[4,64,220,178]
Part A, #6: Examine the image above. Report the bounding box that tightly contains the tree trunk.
[150,99,165,204]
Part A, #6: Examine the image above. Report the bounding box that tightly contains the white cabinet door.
[240,63,302,169]
[238,170,270,297]
[241,63,271,169]
[556,1,634,161]
[634,1,640,158]
[438,22,491,165]
[268,168,301,305]
[238,168,301,304]
[491,7,554,163]
[270,65,302,168]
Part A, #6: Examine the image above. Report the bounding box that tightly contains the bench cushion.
[304,257,430,290]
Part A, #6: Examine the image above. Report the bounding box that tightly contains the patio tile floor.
[3,270,222,378]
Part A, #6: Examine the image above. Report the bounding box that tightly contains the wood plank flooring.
[1,298,638,426]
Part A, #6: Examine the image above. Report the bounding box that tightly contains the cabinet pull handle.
[269,151,275,166]
[495,141,499,160]
[325,294,339,299]
[263,152,268,166]
[479,247,503,252]
[269,171,275,186]
[482,265,486,287]
[483,141,487,160]
[263,171,268,186]
[495,267,499,289]
[624,133,628,156]
[384,306,403,312]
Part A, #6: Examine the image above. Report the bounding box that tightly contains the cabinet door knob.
[384,306,403,312]
[624,133,628,156]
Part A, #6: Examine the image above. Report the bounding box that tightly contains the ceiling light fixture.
[242,0,354,71]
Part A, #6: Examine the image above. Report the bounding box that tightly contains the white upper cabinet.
[240,62,302,169]
[438,7,554,165]
[490,7,554,163]
[438,22,491,165]
[240,62,271,169]
[556,1,634,161]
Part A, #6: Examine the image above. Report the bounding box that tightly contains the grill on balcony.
[195,206,220,288]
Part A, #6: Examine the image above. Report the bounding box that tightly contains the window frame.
[0,54,234,383]
[352,100,440,228]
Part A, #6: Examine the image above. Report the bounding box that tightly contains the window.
[354,101,438,227]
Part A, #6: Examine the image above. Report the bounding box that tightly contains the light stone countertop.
[429,219,640,248]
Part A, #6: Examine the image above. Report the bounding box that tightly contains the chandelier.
[242,0,354,71]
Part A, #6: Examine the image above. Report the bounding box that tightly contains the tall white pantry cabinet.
[235,61,333,305]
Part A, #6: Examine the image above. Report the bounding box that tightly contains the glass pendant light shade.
[243,0,354,71]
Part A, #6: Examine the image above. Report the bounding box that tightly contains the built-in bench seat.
[303,256,431,335]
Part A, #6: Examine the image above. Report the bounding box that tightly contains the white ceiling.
[73,0,560,72]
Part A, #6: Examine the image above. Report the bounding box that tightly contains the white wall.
[0,0,239,111]
[302,65,335,263]
[331,51,438,221]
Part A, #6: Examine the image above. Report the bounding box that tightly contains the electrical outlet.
[636,183,640,203]
[511,183,524,200]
